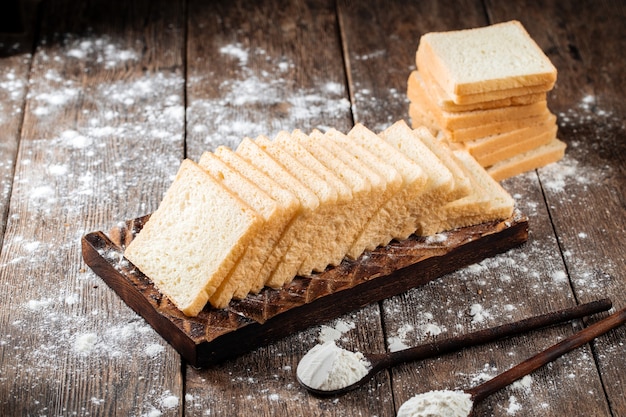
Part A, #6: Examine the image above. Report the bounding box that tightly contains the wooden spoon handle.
[381,299,612,369]
[468,305,626,403]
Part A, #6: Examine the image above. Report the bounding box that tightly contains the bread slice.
[487,138,567,181]
[408,70,547,112]
[416,67,551,106]
[409,102,551,142]
[124,159,263,316]
[342,123,433,246]
[236,137,320,288]
[416,20,557,99]
[378,121,461,235]
[309,129,404,259]
[272,131,354,274]
[462,113,557,158]
[471,123,557,167]
[409,75,550,130]
[288,129,378,268]
[411,126,472,201]
[213,146,301,295]
[438,150,515,232]
[198,151,292,308]
[254,134,341,280]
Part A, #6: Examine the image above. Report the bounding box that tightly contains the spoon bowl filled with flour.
[296,341,371,394]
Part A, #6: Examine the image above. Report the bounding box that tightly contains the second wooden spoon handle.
[468,305,626,403]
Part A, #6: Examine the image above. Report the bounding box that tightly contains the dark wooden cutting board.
[82,212,528,367]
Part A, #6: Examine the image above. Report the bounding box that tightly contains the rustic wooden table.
[1,0,624,416]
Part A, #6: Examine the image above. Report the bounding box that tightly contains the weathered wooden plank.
[0,0,186,415]
[183,0,394,415]
[338,0,612,415]
[336,0,488,132]
[0,0,38,247]
[485,1,626,415]
[185,0,354,159]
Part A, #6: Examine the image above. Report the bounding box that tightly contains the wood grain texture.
[0,0,38,247]
[0,0,186,415]
[0,0,624,415]
[338,0,620,415]
[185,0,353,158]
[485,2,626,415]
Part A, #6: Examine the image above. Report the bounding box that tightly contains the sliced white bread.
[289,129,377,268]
[378,120,457,236]
[438,150,515,232]
[124,159,263,317]
[213,146,301,296]
[409,102,552,142]
[273,131,354,274]
[409,76,550,130]
[411,126,472,201]
[462,113,557,158]
[343,123,432,246]
[198,151,290,308]
[408,70,547,112]
[309,128,405,258]
[236,137,320,288]
[254,134,340,280]
[416,20,557,99]
[487,138,567,181]
[416,67,551,106]
[471,123,557,167]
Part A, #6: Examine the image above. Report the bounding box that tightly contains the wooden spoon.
[396,304,626,416]
[467,303,626,404]
[298,299,612,396]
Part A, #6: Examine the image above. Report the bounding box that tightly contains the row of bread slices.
[408,20,566,181]
[124,120,514,316]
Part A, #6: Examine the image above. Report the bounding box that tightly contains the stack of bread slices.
[408,20,566,181]
[124,121,514,316]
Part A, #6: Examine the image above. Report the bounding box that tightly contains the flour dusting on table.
[186,42,351,155]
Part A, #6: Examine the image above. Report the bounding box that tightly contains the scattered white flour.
[551,270,568,284]
[511,375,533,392]
[142,406,162,417]
[0,68,27,120]
[469,304,492,324]
[425,233,448,244]
[539,156,594,193]
[160,392,179,409]
[296,341,371,391]
[422,323,443,337]
[506,395,521,414]
[219,43,249,66]
[64,35,139,68]
[396,390,473,417]
[145,343,165,358]
[387,323,415,352]
[74,333,98,354]
[26,298,53,310]
[318,318,356,343]
[186,42,351,154]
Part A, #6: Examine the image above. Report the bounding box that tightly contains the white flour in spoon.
[397,390,473,417]
[296,341,371,391]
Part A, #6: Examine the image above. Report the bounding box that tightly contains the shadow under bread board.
[81,212,529,367]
